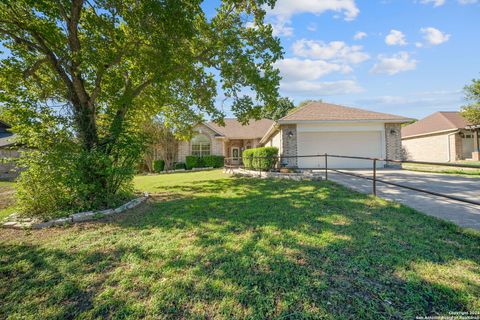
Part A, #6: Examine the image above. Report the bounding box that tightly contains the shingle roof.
[0,120,16,148]
[401,112,470,138]
[279,102,411,122]
[0,132,16,148]
[0,119,11,129]
[207,118,275,140]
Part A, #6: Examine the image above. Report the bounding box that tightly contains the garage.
[260,102,411,169]
[297,131,384,169]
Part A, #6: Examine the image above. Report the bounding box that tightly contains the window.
[191,133,210,156]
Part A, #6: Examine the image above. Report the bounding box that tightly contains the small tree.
[143,119,178,172]
[298,99,323,109]
[461,78,480,125]
[0,0,282,217]
[262,97,295,121]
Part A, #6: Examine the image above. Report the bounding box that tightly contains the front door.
[231,147,240,165]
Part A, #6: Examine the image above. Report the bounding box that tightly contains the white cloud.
[385,30,407,46]
[371,52,417,75]
[353,31,367,40]
[270,18,294,37]
[355,90,463,118]
[420,0,446,7]
[270,0,359,20]
[280,80,363,95]
[275,58,351,82]
[458,0,478,4]
[267,0,359,36]
[421,27,450,45]
[292,39,370,64]
[307,23,317,32]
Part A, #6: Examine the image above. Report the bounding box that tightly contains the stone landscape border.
[2,192,149,229]
[227,168,323,181]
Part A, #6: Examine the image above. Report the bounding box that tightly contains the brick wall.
[280,124,297,167]
[177,124,224,162]
[449,132,462,161]
[0,148,20,180]
[385,123,402,166]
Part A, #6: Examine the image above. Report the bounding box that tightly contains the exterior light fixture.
[287,131,294,138]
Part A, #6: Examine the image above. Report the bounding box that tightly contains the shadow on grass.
[1,177,479,319]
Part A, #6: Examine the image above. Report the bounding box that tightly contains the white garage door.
[297,131,383,169]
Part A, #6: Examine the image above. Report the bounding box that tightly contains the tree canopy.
[261,97,295,121]
[0,0,283,217]
[461,78,480,125]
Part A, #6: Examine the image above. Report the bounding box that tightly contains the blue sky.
[2,1,478,120]
[218,0,480,119]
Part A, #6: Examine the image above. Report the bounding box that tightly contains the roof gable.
[401,112,470,138]
[279,102,411,122]
[206,118,274,140]
[0,119,11,132]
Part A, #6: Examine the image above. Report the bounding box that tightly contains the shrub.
[153,159,165,172]
[203,155,224,168]
[185,156,204,170]
[242,147,278,171]
[242,149,254,169]
[175,162,186,170]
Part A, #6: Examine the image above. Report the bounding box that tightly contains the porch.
[223,138,261,164]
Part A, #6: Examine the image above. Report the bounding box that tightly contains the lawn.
[0,181,16,220]
[1,170,479,319]
[402,161,480,176]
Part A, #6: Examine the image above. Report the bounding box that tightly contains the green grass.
[1,170,479,319]
[403,162,480,176]
[0,181,16,220]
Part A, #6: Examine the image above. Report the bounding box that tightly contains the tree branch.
[23,57,48,78]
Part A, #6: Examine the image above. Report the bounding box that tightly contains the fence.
[224,154,480,207]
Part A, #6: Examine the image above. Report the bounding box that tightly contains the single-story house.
[260,102,411,168]
[401,111,480,162]
[177,118,275,165]
[179,102,411,169]
[0,119,20,180]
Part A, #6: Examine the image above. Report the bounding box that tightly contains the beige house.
[177,119,274,164]
[260,102,411,168]
[0,120,19,180]
[402,112,480,162]
[178,102,411,169]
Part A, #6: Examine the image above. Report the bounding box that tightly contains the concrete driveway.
[326,169,480,230]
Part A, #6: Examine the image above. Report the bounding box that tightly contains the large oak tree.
[0,0,282,216]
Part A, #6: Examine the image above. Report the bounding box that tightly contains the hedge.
[153,159,165,172]
[186,156,204,170]
[203,155,224,168]
[186,155,224,169]
[174,162,186,170]
[242,147,278,171]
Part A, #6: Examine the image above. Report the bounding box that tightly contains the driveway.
[326,169,480,230]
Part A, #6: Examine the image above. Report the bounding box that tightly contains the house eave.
[401,128,462,140]
[277,119,413,125]
[259,123,280,145]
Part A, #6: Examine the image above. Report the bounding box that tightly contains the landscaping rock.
[52,217,72,226]
[3,192,149,229]
[72,211,96,222]
[229,168,323,181]
[97,209,115,216]
[32,220,56,229]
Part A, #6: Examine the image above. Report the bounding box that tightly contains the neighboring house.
[178,102,411,169]
[177,119,274,164]
[0,119,19,180]
[402,111,480,162]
